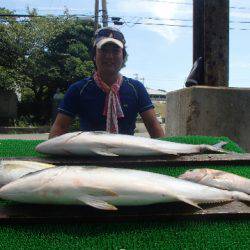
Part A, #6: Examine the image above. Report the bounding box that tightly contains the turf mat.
[0,220,249,250]
[0,136,249,249]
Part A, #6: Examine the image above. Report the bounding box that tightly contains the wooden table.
[2,153,250,167]
[0,153,250,223]
[0,201,249,223]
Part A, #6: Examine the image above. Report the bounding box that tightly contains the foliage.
[13,115,39,127]
[69,117,81,132]
[0,8,95,124]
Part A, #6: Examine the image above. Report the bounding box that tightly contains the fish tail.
[213,141,228,149]
[231,191,250,202]
[206,141,229,153]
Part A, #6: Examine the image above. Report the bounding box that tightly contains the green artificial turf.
[0,136,249,250]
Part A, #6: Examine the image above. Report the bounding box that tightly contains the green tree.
[0,8,95,124]
[0,8,30,92]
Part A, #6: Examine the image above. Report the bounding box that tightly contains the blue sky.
[1,0,250,92]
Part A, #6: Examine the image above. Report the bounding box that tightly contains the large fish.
[35,131,228,156]
[0,166,249,210]
[179,168,250,194]
[0,160,55,187]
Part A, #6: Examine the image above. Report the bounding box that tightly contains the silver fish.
[0,160,55,187]
[0,166,249,210]
[35,131,228,156]
[179,168,250,194]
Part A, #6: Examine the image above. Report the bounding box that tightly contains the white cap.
[93,27,126,49]
[96,37,124,49]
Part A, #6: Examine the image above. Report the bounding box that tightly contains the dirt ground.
[0,123,166,140]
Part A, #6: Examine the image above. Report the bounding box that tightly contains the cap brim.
[96,38,124,49]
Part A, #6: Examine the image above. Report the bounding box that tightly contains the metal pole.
[102,0,108,27]
[94,0,99,32]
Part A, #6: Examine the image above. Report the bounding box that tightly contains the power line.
[112,15,250,24]
[114,18,250,31]
[3,12,250,24]
[0,14,44,17]
[127,0,250,10]
[230,5,250,11]
[2,13,250,31]
[133,0,192,5]
[0,13,95,20]
[7,5,250,16]
[123,21,192,28]
[119,20,250,30]
[116,15,192,22]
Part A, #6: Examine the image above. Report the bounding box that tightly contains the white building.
[146,88,167,102]
[146,88,167,123]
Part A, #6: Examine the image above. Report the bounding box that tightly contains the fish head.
[178,168,214,182]
[35,132,83,155]
[0,160,30,171]
[0,167,66,202]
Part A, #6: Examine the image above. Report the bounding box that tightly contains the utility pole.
[94,0,99,32]
[193,0,229,86]
[102,0,108,27]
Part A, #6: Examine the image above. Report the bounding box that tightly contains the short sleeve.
[58,84,80,118]
[136,81,154,113]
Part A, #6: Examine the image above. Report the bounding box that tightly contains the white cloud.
[230,10,250,20]
[230,61,250,70]
[116,0,192,43]
[120,68,137,78]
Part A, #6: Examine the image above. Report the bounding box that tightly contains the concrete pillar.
[166,87,250,152]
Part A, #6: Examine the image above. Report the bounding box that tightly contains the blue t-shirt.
[58,76,154,135]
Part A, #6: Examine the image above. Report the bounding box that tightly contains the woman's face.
[95,43,124,75]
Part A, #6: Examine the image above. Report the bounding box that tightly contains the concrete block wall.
[166,86,250,152]
[0,91,17,118]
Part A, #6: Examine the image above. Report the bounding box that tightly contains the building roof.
[146,88,167,96]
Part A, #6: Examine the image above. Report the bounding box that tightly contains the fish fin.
[62,149,72,155]
[175,195,202,209]
[92,148,119,157]
[77,195,118,210]
[157,149,178,156]
[163,188,202,209]
[82,187,118,197]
